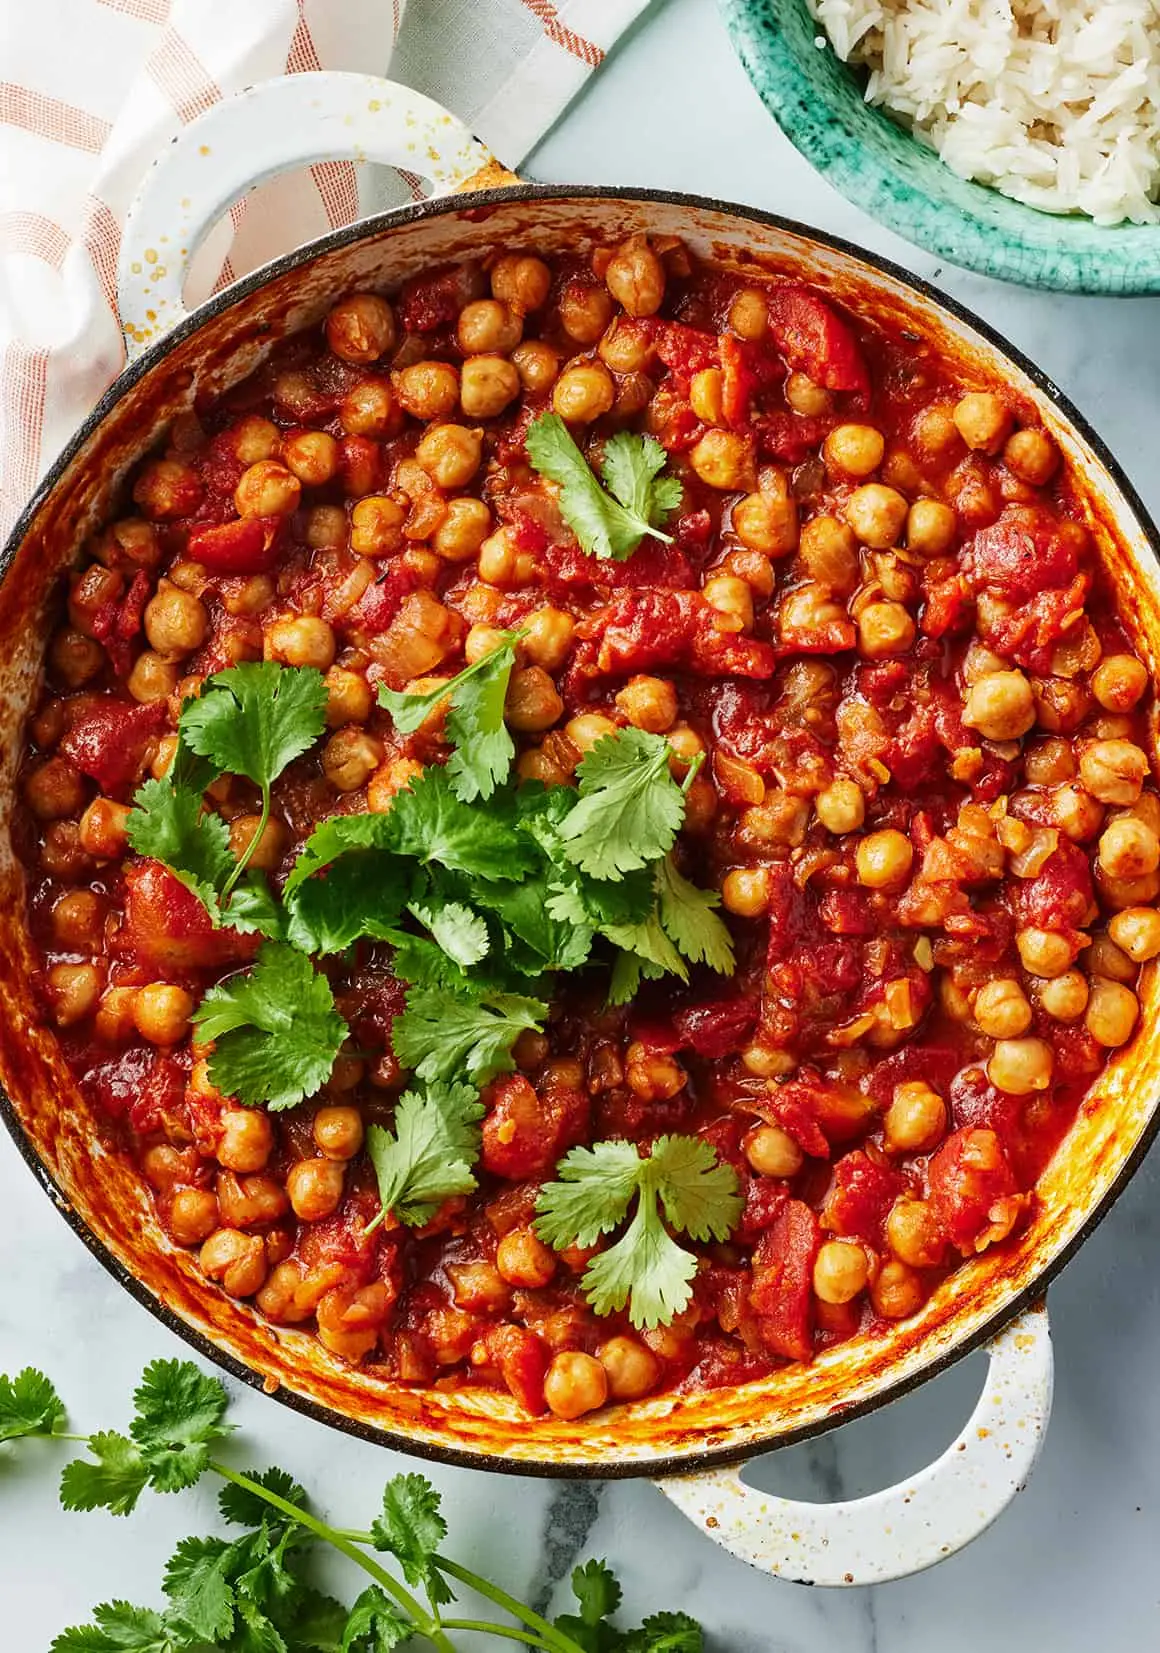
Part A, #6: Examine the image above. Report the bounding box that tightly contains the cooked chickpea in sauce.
[16,235,1160,1420]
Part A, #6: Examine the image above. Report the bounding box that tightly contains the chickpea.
[702,574,754,630]
[78,797,130,858]
[521,607,575,673]
[200,1228,267,1297]
[495,1227,557,1288]
[286,1158,346,1222]
[1049,783,1105,843]
[733,486,798,557]
[144,582,207,659]
[604,234,666,317]
[690,367,724,426]
[987,1036,1054,1095]
[47,961,102,1027]
[128,650,179,705]
[974,978,1032,1039]
[169,1188,219,1247]
[566,712,617,753]
[414,423,483,490]
[1092,654,1148,714]
[491,253,551,314]
[625,1044,686,1102]
[962,670,1035,742]
[953,391,1012,454]
[464,625,508,666]
[323,666,372,728]
[872,1259,925,1320]
[886,1198,945,1269]
[544,1351,608,1420]
[1079,739,1149,806]
[845,484,908,550]
[235,460,300,519]
[1031,677,1091,736]
[1087,932,1137,984]
[856,829,914,890]
[218,1108,273,1173]
[552,362,615,424]
[133,458,202,521]
[1004,427,1059,486]
[1024,738,1075,785]
[1035,969,1089,1021]
[510,339,560,394]
[433,497,492,564]
[325,293,395,363]
[824,423,885,478]
[598,1336,661,1402]
[322,727,384,792]
[688,430,757,492]
[348,495,404,559]
[49,627,104,687]
[906,497,957,556]
[728,287,768,339]
[884,1081,947,1154]
[857,601,916,660]
[615,674,677,733]
[911,403,963,461]
[722,866,772,918]
[51,889,103,950]
[785,371,831,416]
[559,281,613,345]
[1109,906,1160,962]
[743,1124,803,1178]
[225,813,286,874]
[741,1044,796,1079]
[1085,976,1140,1047]
[815,777,865,835]
[266,615,336,671]
[312,1104,364,1162]
[305,505,347,550]
[478,527,536,588]
[1015,927,1075,978]
[340,377,395,437]
[724,548,776,599]
[24,756,85,822]
[457,297,522,354]
[505,666,564,733]
[1098,817,1159,882]
[133,983,194,1045]
[232,415,280,464]
[395,360,460,420]
[813,1240,869,1305]
[798,515,859,593]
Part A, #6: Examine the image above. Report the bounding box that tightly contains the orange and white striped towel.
[0,0,648,535]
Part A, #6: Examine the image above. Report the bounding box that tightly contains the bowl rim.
[3,178,1160,1478]
[718,0,1160,295]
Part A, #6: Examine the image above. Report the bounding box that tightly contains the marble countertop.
[5,0,1160,1645]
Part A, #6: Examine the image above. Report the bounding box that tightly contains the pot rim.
[3,181,1159,1479]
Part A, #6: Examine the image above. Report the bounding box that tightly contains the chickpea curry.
[17,231,1160,1424]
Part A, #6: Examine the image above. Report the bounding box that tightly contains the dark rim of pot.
[2,181,1159,1481]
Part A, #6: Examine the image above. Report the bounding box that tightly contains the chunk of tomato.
[750,1199,821,1362]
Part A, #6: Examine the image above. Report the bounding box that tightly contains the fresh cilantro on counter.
[379,632,523,802]
[535,1135,743,1330]
[364,1082,485,1233]
[525,413,682,561]
[6,1360,705,1652]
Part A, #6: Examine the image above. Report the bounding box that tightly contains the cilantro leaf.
[340,1587,411,1652]
[365,1083,485,1229]
[218,1466,308,1528]
[181,663,328,793]
[654,855,735,976]
[292,1590,350,1653]
[129,1360,232,1493]
[525,414,678,562]
[0,1366,66,1441]
[162,1535,236,1642]
[386,766,535,882]
[623,1611,704,1652]
[407,898,490,969]
[379,637,520,803]
[535,1135,742,1329]
[285,853,409,956]
[284,814,396,898]
[126,777,235,916]
[560,731,685,880]
[232,1594,289,1653]
[49,1602,180,1653]
[193,943,347,1110]
[571,1559,622,1626]
[474,874,593,973]
[601,909,688,985]
[392,986,547,1088]
[388,931,478,992]
[369,1473,453,1607]
[60,1432,150,1517]
[228,875,288,940]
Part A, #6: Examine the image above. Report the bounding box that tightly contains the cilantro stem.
[435,1556,583,1653]
[210,1462,455,1653]
[220,785,270,902]
[441,1621,553,1649]
[680,750,705,793]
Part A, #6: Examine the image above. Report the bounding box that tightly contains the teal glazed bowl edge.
[719,0,1160,294]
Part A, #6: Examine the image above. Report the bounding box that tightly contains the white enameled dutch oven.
[2,72,1158,1590]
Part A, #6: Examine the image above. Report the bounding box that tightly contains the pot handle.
[655,1303,1053,1586]
[117,72,512,358]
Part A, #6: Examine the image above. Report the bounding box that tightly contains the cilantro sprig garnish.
[525,413,682,561]
[379,632,523,803]
[9,1360,705,1651]
[560,728,687,879]
[535,1135,742,1330]
[363,1082,485,1234]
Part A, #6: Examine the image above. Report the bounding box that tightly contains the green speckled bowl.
[720,0,1160,293]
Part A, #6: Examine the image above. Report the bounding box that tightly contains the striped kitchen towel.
[0,0,651,535]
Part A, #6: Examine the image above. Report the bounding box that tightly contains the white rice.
[806,0,1160,224]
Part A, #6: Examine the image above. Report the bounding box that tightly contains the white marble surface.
[5,0,1160,1646]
